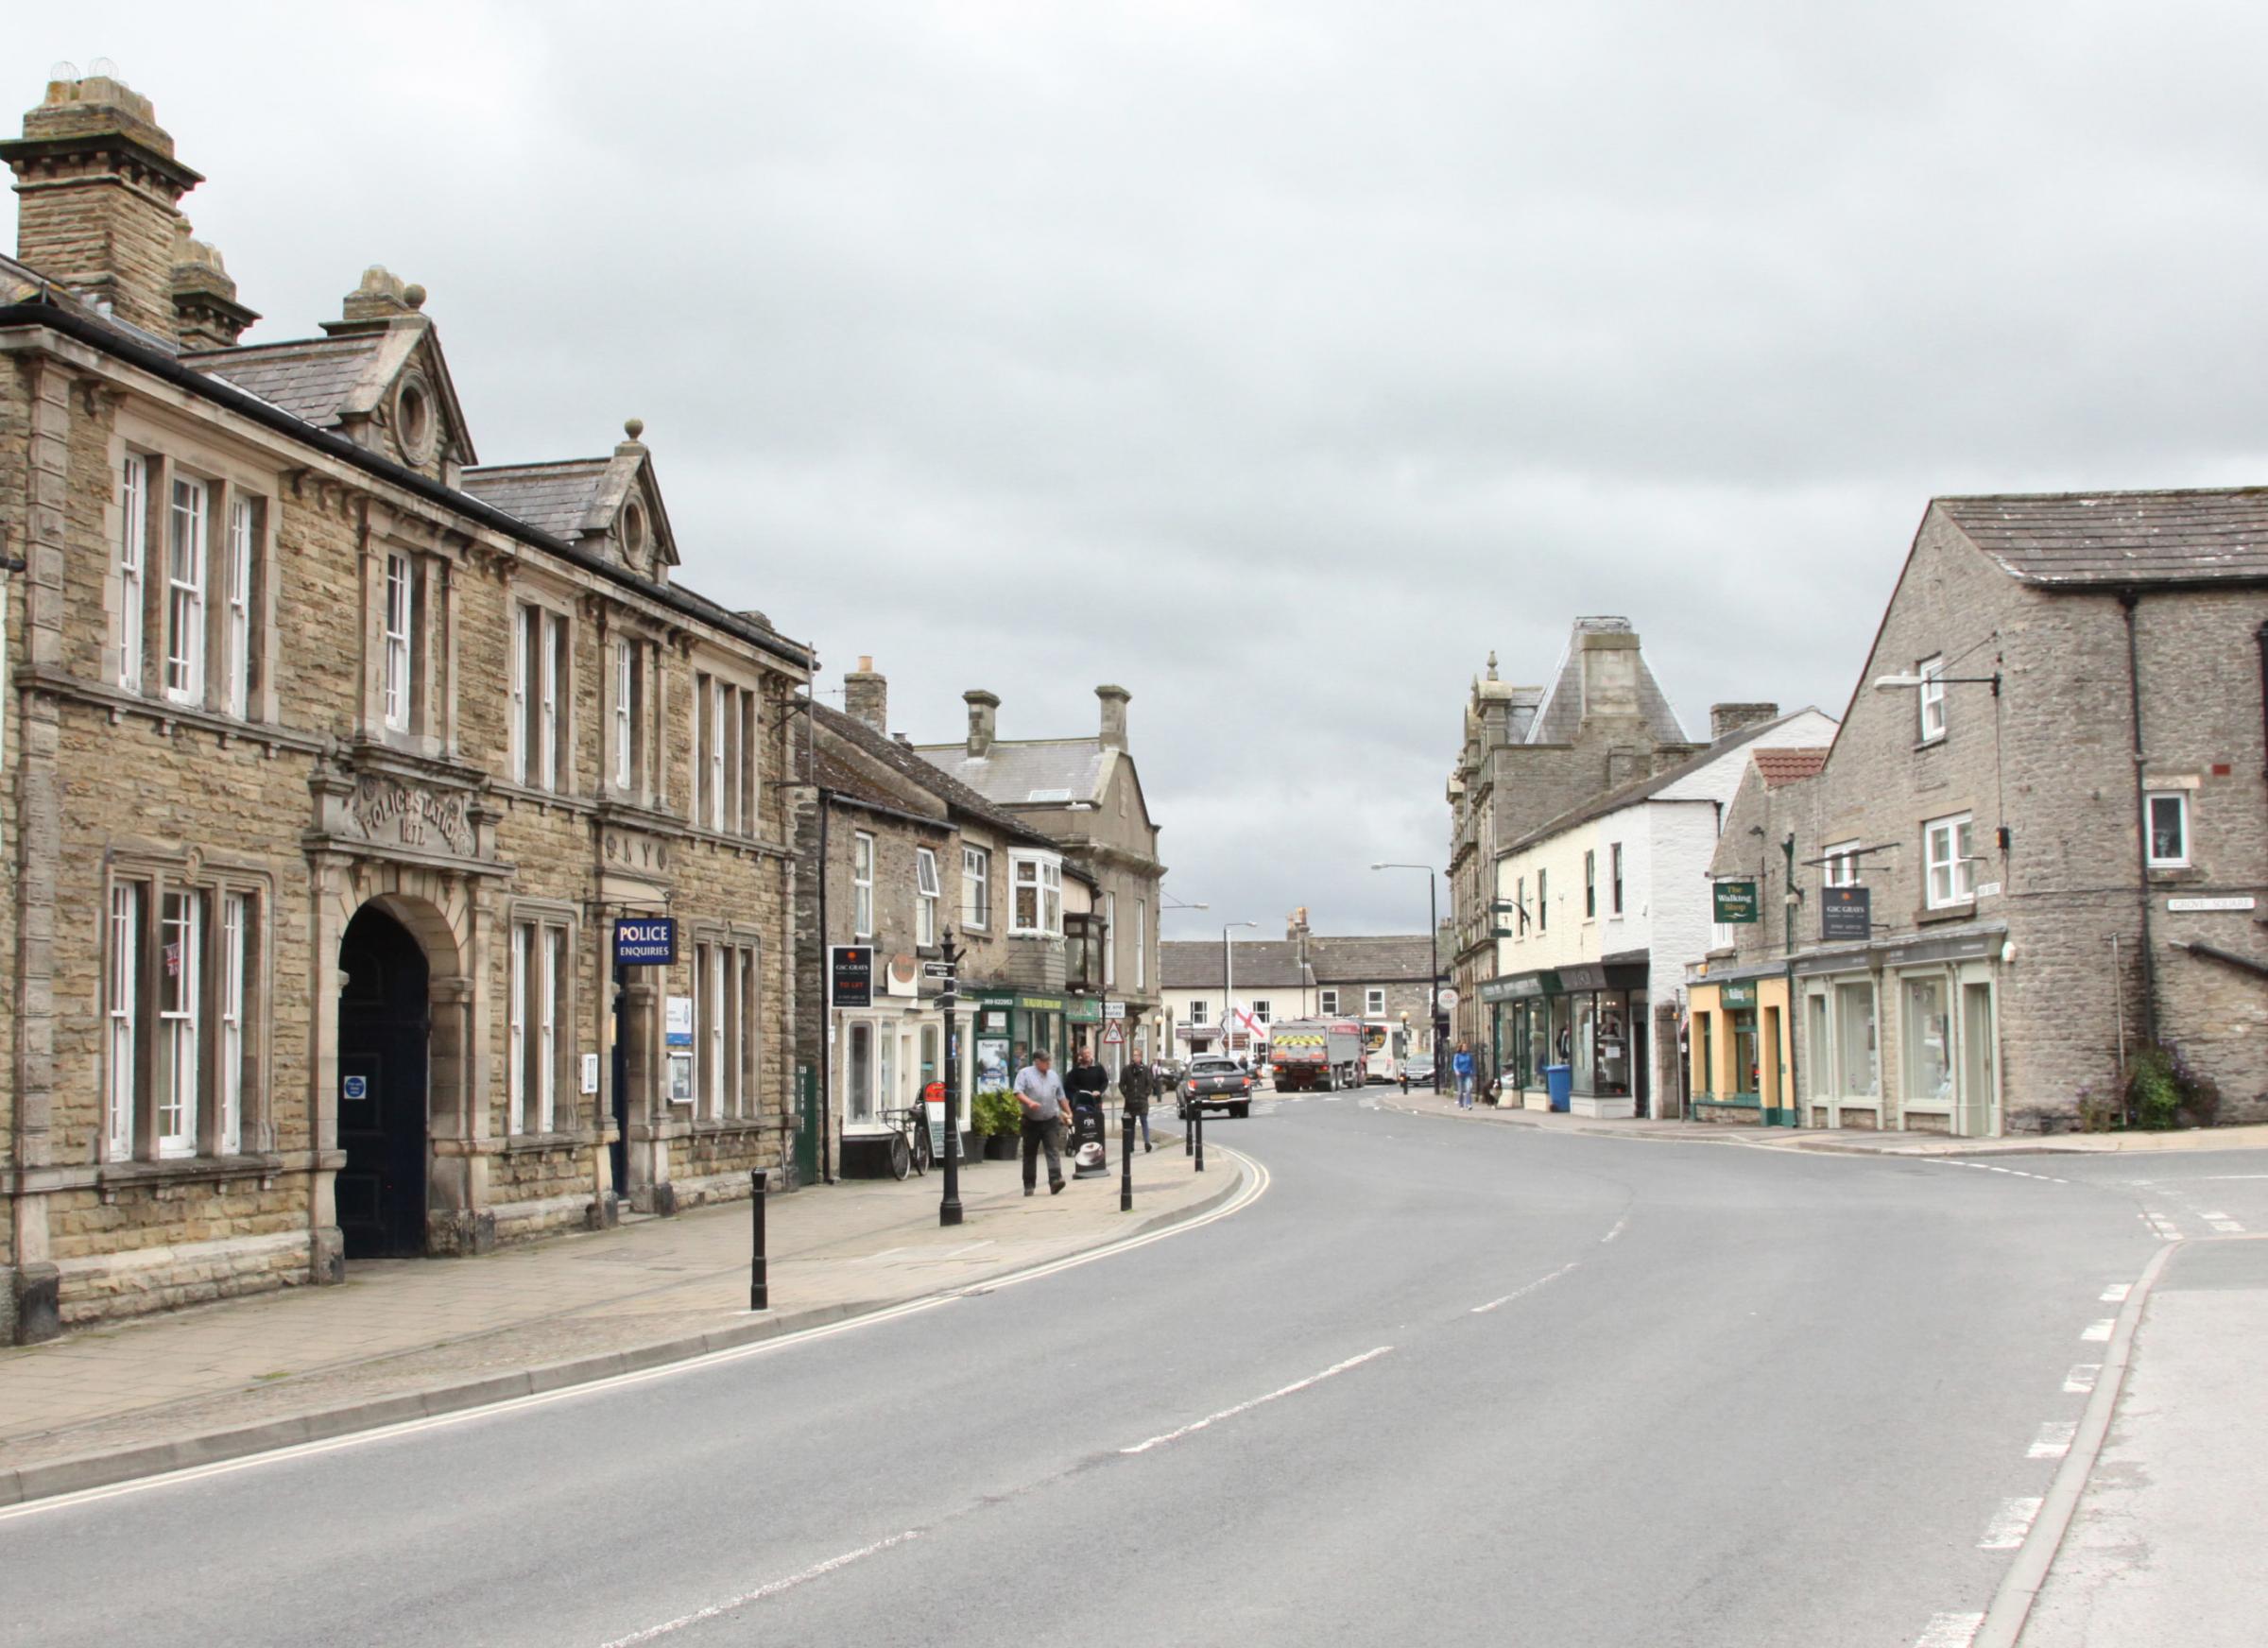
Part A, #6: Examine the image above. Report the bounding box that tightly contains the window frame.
[1584,849,1597,919]
[163,474,209,706]
[613,639,637,792]
[118,453,148,692]
[961,845,991,931]
[1916,655,1947,745]
[1824,841,1862,888]
[1609,843,1624,916]
[382,553,414,733]
[107,881,142,1160]
[1320,988,1339,1016]
[1365,987,1385,1017]
[1537,867,1548,932]
[916,847,940,948]
[156,888,202,1159]
[1009,851,1064,936]
[852,831,876,939]
[1924,812,1975,909]
[2143,790,2190,869]
[223,494,256,719]
[1135,897,1146,989]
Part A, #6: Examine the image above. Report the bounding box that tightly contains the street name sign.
[921,958,955,981]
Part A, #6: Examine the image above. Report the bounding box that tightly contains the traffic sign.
[1102,1021,1125,1044]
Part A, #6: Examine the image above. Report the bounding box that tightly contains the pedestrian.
[1066,1047,1111,1175]
[1452,1040,1476,1108]
[1118,1056,1155,1152]
[1015,1049,1071,1196]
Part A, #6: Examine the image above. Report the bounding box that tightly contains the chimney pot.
[843,659,887,735]
[1096,683,1131,750]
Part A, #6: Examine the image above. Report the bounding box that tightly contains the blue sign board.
[615,918,677,967]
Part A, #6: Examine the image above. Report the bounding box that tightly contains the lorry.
[1268,1020,1366,1092]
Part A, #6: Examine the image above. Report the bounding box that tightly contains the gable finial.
[402,283,426,311]
[624,417,644,442]
[1486,650,1498,680]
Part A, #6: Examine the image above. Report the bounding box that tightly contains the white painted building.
[1483,707,1838,1118]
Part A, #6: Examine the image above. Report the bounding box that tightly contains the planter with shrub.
[973,1089,1023,1159]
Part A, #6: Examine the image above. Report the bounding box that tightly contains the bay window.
[1010,852,1063,936]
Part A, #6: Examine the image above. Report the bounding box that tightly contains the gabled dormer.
[182,265,475,485]
[461,421,682,583]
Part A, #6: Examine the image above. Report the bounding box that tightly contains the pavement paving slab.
[0,1126,1236,1500]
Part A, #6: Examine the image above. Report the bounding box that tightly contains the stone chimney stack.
[964,689,999,758]
[4,68,203,341]
[169,218,257,349]
[1287,906,1311,943]
[1097,683,1130,750]
[1574,618,1642,721]
[843,657,887,734]
[1709,702,1779,741]
[322,266,425,334]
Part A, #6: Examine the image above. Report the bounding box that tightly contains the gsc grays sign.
[614,918,678,967]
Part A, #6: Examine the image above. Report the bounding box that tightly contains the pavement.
[0,1119,1233,1504]
[4,1094,2261,1645]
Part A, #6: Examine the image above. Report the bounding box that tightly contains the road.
[0,1094,2241,1648]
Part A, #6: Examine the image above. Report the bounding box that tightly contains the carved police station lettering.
[352,779,474,855]
[603,831,671,873]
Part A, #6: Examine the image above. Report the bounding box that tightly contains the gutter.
[0,300,814,672]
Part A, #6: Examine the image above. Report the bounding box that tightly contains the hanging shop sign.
[614,918,677,967]
[1820,885,1872,943]
[1712,881,1761,924]
[830,945,873,1008]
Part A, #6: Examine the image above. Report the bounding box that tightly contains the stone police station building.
[0,73,812,1341]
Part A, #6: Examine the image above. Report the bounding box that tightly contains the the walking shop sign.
[1711,880,1760,924]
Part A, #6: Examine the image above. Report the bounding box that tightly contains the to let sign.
[1820,885,1872,943]
[615,918,677,967]
[1712,880,1761,924]
[831,945,874,1008]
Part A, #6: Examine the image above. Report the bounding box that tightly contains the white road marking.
[2099,1283,2130,1303]
[1979,1496,2043,1551]
[1914,1611,1984,1648]
[938,1240,995,1259]
[1471,1262,1581,1313]
[1119,1346,1395,1455]
[597,1530,921,1646]
[2208,1219,2245,1233]
[1601,1214,1628,1244]
[2201,1174,2268,1180]
[2028,1421,2076,1460]
[2081,1319,2115,1342]
[2064,1364,2101,1395]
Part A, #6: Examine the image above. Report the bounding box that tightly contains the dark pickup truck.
[1178,1056,1253,1121]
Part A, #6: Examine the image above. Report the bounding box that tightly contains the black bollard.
[748,1168,769,1312]
[1121,1112,1134,1212]
[1194,1093,1206,1173]
[1184,1084,1194,1157]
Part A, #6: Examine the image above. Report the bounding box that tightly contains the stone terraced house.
[0,71,813,1342]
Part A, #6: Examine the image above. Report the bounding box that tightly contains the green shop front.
[1483,959,1650,1120]
[965,990,1105,1104]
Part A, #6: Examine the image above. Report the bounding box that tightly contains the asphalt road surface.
[0,1096,2216,1648]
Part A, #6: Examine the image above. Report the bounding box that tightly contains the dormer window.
[393,372,437,467]
[621,500,648,568]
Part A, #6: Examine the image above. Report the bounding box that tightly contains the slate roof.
[1754,747,1830,789]
[1307,935,1435,983]
[1525,616,1691,746]
[182,334,381,426]
[1160,940,1313,991]
[812,704,1060,850]
[1506,706,1832,854]
[461,459,613,539]
[1937,489,2268,586]
[914,739,1110,808]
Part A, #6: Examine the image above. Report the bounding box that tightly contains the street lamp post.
[937,929,963,1226]
[1372,864,1445,1092]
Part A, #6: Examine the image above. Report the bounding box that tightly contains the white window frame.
[507,922,528,1135]
[1135,897,1146,989]
[1103,891,1117,987]
[1366,987,1385,1016]
[701,942,727,1120]
[1251,999,1271,1024]
[708,678,728,832]
[1187,1001,1208,1028]
[218,891,247,1155]
[1824,841,1862,888]
[157,889,200,1158]
[2144,791,2190,868]
[1584,849,1597,919]
[224,495,254,718]
[916,848,940,947]
[164,475,208,705]
[961,846,990,930]
[540,928,560,1132]
[541,611,562,790]
[1916,655,1947,744]
[382,553,413,732]
[108,882,141,1159]
[118,454,147,692]
[1924,813,1975,909]
[1009,852,1063,936]
[613,640,635,791]
[1320,988,1339,1016]
[1609,843,1624,915]
[852,832,876,938]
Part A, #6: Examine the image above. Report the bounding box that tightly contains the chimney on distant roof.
[168,218,257,349]
[4,67,202,341]
[1097,683,1130,750]
[964,689,999,758]
[1574,617,1642,722]
[1710,702,1779,741]
[322,265,425,334]
[844,657,887,734]
[1287,907,1310,943]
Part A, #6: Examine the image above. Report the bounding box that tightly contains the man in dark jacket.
[1118,1056,1154,1152]
[1065,1049,1113,1177]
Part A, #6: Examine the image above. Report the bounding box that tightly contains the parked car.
[1401,1056,1435,1087]
[1179,1055,1253,1120]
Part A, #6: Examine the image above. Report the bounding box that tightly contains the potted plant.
[973,1090,1022,1159]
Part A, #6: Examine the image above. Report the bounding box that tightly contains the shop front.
[1483,961,1649,1119]
[964,990,1107,1101]
[1686,973,1792,1126]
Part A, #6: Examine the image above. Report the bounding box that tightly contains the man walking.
[1119,1055,1155,1152]
[1452,1040,1476,1108]
[1015,1049,1071,1196]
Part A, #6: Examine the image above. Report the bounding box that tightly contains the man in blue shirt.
[1014,1050,1071,1196]
[1452,1041,1476,1108]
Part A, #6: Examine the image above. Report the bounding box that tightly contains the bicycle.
[880,1106,933,1181]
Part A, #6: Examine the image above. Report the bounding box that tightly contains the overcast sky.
[29,3,2268,938]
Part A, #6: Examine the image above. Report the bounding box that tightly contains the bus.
[1362,1019,1408,1083]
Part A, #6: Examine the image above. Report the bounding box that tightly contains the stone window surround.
[508,592,575,795]
[683,919,766,1130]
[2143,786,2191,869]
[961,844,991,932]
[505,899,578,1139]
[99,847,276,1176]
[108,428,281,729]
[689,659,762,840]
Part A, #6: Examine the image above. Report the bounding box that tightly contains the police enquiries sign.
[615,918,677,967]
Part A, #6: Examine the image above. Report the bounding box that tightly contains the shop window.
[1729,1008,1760,1097]
[1836,981,1878,1097]
[2144,791,2189,868]
[1924,813,1975,908]
[846,1021,875,1124]
[1902,974,1951,1106]
[1695,1012,1714,1099]
[1807,994,1830,1102]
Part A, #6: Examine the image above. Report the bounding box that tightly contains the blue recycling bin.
[1543,1064,1572,1112]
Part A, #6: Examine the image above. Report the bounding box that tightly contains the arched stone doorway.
[336,904,432,1258]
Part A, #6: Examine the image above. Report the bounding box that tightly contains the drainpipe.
[1782,832,1800,1127]
[2120,592,2161,1055]
[816,782,834,1183]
